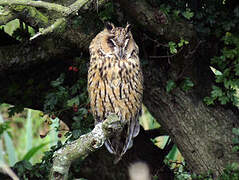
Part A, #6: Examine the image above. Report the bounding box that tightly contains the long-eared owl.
[88,22,143,160]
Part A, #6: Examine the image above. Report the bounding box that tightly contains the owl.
[88,22,143,161]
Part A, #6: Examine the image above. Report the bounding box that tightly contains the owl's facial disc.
[106,24,132,59]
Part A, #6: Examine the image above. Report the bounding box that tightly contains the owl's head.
[103,22,133,59]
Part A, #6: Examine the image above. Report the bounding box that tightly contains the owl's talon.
[102,114,124,136]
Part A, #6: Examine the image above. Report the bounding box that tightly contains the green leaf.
[67,96,79,107]
[178,39,189,47]
[181,78,194,92]
[234,64,239,76]
[218,95,229,104]
[166,80,176,93]
[232,128,239,136]
[232,146,239,152]
[51,74,65,87]
[78,108,88,115]
[182,9,194,20]
[211,86,223,98]
[22,142,50,161]
[168,41,177,54]
[203,96,215,105]
[0,121,10,136]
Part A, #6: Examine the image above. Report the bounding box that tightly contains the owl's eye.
[125,34,130,39]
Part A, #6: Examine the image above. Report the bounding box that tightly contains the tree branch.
[50,114,123,180]
[30,17,66,40]
[0,0,69,14]
[10,6,49,28]
[0,0,108,40]
[118,0,195,42]
[0,8,17,25]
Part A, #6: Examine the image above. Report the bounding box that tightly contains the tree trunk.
[143,47,239,177]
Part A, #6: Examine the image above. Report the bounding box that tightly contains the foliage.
[0,121,10,136]
[44,59,94,141]
[22,142,49,161]
[168,39,189,55]
[219,163,239,180]
[204,33,239,106]
[0,104,58,168]
[12,141,63,179]
[166,80,176,92]
[232,128,239,153]
[166,77,194,93]
[98,2,114,22]
[190,163,239,180]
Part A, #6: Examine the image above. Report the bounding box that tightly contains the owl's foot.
[102,114,125,137]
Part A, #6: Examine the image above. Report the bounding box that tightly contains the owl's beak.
[119,48,124,59]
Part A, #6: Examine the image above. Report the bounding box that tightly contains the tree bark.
[142,46,239,177]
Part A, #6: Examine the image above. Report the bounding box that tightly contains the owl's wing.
[104,68,143,160]
[104,111,141,162]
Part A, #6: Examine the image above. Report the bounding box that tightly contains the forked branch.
[50,114,124,180]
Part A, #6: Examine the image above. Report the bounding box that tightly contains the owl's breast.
[88,57,143,123]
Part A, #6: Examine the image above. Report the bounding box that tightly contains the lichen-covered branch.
[0,0,69,14]
[10,6,49,28]
[30,18,66,40]
[50,114,123,180]
[0,0,108,40]
[0,8,17,25]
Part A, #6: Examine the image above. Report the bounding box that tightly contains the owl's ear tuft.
[125,23,132,33]
[105,22,115,32]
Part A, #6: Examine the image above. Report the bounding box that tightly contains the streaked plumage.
[88,22,143,160]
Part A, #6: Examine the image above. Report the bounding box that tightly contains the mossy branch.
[50,114,124,180]
[30,18,66,40]
[0,8,17,25]
[0,0,69,14]
[0,0,107,40]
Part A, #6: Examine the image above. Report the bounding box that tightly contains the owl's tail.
[104,118,140,163]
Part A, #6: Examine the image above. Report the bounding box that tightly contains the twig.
[149,47,184,59]
[65,0,89,16]
[30,18,66,40]
[0,162,19,180]
[50,114,124,180]
[184,40,204,59]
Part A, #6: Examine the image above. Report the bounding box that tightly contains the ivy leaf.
[67,96,79,107]
[78,108,88,115]
[181,78,194,92]
[218,95,229,104]
[232,128,239,136]
[234,64,239,76]
[166,80,176,93]
[168,41,177,54]
[0,121,10,136]
[182,9,194,20]
[211,86,223,98]
[203,96,215,105]
[51,74,65,87]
